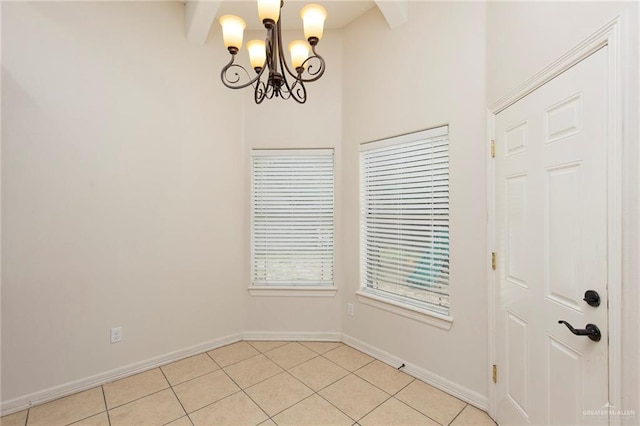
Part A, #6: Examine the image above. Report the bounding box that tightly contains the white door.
[494,46,609,425]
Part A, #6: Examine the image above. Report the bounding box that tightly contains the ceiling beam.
[185,0,222,45]
[374,0,408,29]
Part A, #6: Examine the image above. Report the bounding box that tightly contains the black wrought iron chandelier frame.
[220,3,325,104]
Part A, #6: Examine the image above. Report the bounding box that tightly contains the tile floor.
[1,341,497,426]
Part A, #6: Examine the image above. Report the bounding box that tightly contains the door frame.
[487,16,627,423]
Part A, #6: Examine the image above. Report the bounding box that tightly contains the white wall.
[341,2,489,404]
[486,1,640,420]
[487,1,638,104]
[3,0,637,418]
[1,1,246,404]
[240,29,345,336]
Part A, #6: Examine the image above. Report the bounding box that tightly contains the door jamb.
[486,16,625,423]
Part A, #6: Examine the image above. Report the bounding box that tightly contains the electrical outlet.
[347,303,354,316]
[110,327,122,344]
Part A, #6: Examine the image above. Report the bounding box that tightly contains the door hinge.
[491,252,497,270]
[491,140,496,158]
[492,364,497,383]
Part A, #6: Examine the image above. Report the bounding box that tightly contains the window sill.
[248,286,338,297]
[356,290,453,330]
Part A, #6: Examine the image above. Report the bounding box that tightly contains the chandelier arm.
[277,77,306,103]
[221,54,265,90]
[297,45,326,82]
[254,80,267,104]
[274,17,301,84]
[275,19,325,83]
[288,80,307,104]
[264,81,276,100]
[272,18,296,97]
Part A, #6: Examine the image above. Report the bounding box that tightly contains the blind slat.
[252,150,335,286]
[360,128,450,314]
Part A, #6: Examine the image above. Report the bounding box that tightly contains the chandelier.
[219,0,327,104]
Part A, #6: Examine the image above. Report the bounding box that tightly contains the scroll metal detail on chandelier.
[219,0,327,104]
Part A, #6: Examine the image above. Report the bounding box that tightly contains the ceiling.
[215,0,377,31]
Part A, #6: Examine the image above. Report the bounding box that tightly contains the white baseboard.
[2,331,489,417]
[341,333,489,411]
[242,331,342,342]
[0,333,242,416]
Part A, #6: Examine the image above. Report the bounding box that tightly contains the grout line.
[101,386,111,426]
[392,378,416,396]
[293,362,349,394]
[253,342,323,371]
[258,370,315,419]
[158,368,188,422]
[206,355,272,423]
[246,340,289,354]
[161,367,222,389]
[393,395,445,425]
[251,342,297,356]
[334,361,394,396]
[105,386,171,411]
[203,350,223,370]
[283,343,384,424]
[353,393,394,423]
[313,384,363,423]
[240,389,271,423]
[14,340,487,426]
[210,351,265,370]
[63,410,109,426]
[185,389,245,418]
[60,389,113,426]
[447,403,468,426]
[273,354,322,371]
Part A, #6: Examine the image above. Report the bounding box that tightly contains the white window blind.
[360,126,449,315]
[251,149,334,286]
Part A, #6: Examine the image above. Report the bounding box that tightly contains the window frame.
[357,126,453,328]
[249,148,337,297]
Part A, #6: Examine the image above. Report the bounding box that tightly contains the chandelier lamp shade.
[219,0,327,104]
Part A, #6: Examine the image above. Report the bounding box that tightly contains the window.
[359,126,449,316]
[251,149,334,290]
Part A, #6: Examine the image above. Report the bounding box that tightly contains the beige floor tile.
[189,392,268,426]
[450,405,496,425]
[245,372,313,416]
[172,370,240,413]
[289,356,350,391]
[14,340,486,426]
[161,353,219,386]
[262,342,317,369]
[355,360,414,394]
[69,412,109,426]
[319,374,390,421]
[103,368,169,409]
[27,387,105,426]
[0,410,28,426]
[359,398,439,426]
[165,416,194,426]
[300,341,343,354]
[247,341,289,353]
[108,388,184,426]
[396,380,466,425]
[272,394,353,426]
[207,341,259,367]
[323,345,375,372]
[223,354,283,388]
